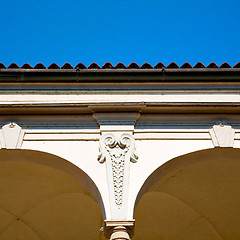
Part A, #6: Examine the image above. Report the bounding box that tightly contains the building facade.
[0,62,240,240]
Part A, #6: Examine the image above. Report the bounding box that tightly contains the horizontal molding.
[24,133,100,141]
[233,133,240,139]
[1,94,240,104]
[24,129,100,141]
[135,132,211,140]
[134,129,211,140]
[21,129,223,141]
[2,84,240,93]
[22,128,240,141]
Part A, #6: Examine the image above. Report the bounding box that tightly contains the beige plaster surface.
[134,148,240,240]
[0,152,104,240]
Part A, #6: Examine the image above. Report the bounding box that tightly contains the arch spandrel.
[133,148,240,240]
[127,138,214,219]
[21,139,110,217]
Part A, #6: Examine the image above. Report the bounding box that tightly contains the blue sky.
[0,0,239,67]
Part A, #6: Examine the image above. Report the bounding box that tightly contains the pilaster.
[94,113,139,220]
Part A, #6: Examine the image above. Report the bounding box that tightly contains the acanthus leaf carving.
[98,133,138,206]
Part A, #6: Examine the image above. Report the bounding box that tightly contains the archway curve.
[133,147,240,240]
[135,147,240,209]
[0,149,106,219]
[0,148,107,240]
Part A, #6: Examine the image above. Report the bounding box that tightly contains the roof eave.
[0,68,240,83]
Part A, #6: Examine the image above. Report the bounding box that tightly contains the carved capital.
[98,133,138,164]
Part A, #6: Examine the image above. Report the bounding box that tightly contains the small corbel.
[210,123,234,147]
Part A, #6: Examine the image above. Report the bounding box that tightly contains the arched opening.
[0,149,105,240]
[134,148,240,240]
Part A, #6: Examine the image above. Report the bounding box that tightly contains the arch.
[134,148,240,240]
[0,149,106,219]
[0,149,107,239]
[135,147,240,208]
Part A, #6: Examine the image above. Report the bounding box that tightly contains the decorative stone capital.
[98,133,138,208]
[104,220,135,240]
[98,133,138,164]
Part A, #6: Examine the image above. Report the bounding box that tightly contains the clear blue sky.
[0,0,239,67]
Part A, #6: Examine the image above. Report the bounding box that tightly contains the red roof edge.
[0,62,239,70]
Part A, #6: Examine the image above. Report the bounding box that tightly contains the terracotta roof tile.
[128,63,140,69]
[154,63,166,68]
[233,62,240,68]
[167,62,179,68]
[102,62,114,69]
[1,62,238,70]
[220,63,231,68]
[141,63,153,69]
[115,63,126,69]
[21,63,32,69]
[75,63,86,69]
[34,63,46,69]
[8,63,19,69]
[49,63,60,69]
[207,62,218,68]
[88,63,100,69]
[194,62,205,68]
[181,63,192,68]
[48,63,60,69]
[0,63,6,69]
[61,63,73,69]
